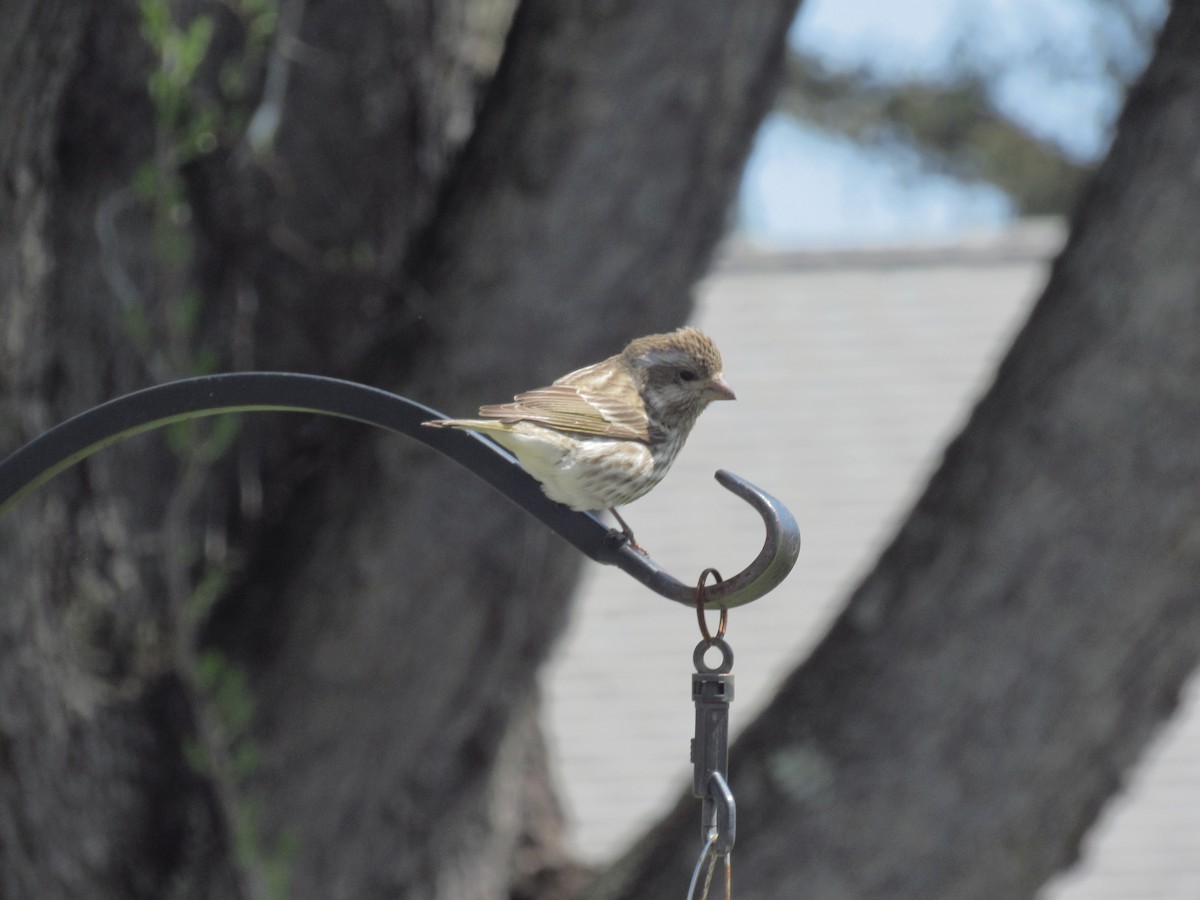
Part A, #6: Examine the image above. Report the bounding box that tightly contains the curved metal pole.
[0,373,799,608]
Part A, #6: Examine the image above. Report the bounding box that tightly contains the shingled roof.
[540,219,1200,899]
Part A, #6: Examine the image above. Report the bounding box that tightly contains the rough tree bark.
[585,3,1200,897]
[0,1,798,899]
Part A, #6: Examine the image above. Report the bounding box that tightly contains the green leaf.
[138,0,170,46]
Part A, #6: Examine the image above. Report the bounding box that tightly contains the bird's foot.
[608,508,646,554]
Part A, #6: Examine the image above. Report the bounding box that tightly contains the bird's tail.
[421,418,509,433]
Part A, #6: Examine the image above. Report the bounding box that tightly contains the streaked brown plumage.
[422,326,735,547]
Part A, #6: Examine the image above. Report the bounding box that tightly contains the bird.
[422,326,735,550]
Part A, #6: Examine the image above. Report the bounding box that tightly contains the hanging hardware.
[689,568,736,898]
[692,636,735,853]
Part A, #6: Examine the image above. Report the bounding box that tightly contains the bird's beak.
[706,375,736,401]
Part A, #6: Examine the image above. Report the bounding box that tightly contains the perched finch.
[423,326,735,548]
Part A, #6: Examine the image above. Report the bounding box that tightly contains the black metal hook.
[0,372,799,608]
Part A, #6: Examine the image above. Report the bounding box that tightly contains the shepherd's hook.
[0,373,800,608]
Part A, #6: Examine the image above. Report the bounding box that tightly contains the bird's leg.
[609,508,645,553]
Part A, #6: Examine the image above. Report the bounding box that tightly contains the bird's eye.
[678,370,699,383]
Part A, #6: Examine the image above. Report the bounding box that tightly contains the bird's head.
[622,326,735,428]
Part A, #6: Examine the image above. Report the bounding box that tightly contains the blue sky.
[740,0,1165,246]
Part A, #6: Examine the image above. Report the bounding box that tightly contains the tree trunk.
[0,1,797,898]
[585,3,1200,897]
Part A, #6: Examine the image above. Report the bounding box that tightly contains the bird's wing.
[477,360,649,441]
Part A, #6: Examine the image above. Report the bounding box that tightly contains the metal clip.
[706,770,736,857]
[691,637,735,853]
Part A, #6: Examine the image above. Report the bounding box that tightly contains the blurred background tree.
[2,1,1199,899]
[778,0,1164,215]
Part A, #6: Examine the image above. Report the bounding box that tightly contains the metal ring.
[695,567,727,642]
[693,637,734,675]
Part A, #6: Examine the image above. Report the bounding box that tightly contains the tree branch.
[778,49,1092,216]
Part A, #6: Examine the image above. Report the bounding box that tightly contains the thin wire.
[686,833,718,900]
[700,848,718,900]
[688,840,732,900]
